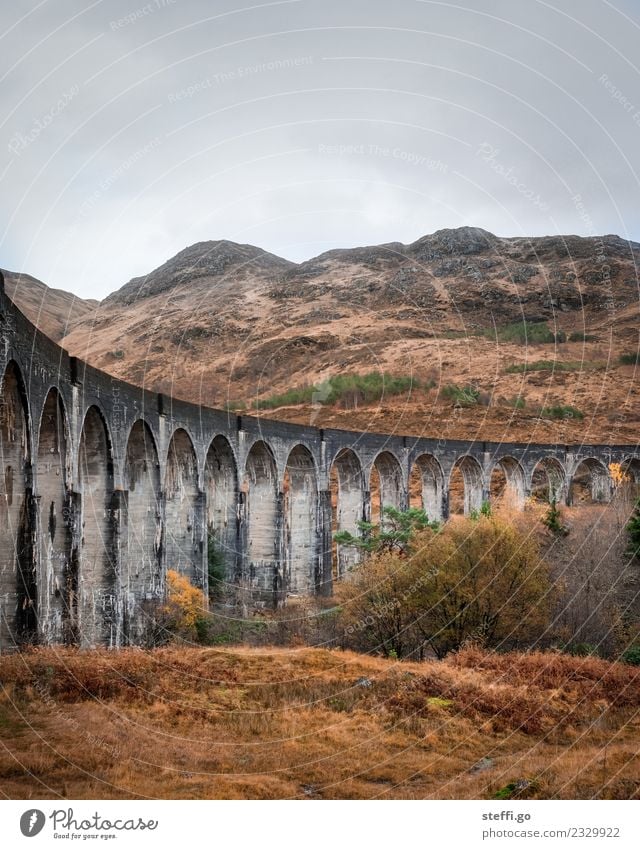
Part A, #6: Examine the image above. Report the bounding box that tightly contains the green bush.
[441,384,480,407]
[621,645,640,665]
[254,371,421,410]
[619,352,640,366]
[626,497,640,559]
[334,505,440,555]
[542,500,568,536]
[508,395,526,409]
[569,331,597,342]
[539,404,584,421]
[485,321,563,345]
[505,360,590,374]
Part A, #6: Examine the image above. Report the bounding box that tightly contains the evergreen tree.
[626,497,640,558]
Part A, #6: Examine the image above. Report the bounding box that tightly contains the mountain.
[104,240,295,306]
[2,269,97,342]
[6,228,640,443]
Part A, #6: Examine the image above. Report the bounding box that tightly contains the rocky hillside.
[6,227,640,443]
[2,270,97,342]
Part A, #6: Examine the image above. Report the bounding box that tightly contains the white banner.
[0,800,638,848]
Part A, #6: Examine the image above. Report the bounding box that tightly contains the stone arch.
[330,448,365,577]
[449,455,483,516]
[77,405,116,648]
[205,435,239,593]
[489,456,526,509]
[409,454,444,521]
[568,457,612,505]
[621,457,640,488]
[164,428,203,587]
[123,420,162,644]
[36,387,72,645]
[530,457,567,504]
[369,450,405,525]
[284,445,318,595]
[0,361,33,651]
[243,440,280,603]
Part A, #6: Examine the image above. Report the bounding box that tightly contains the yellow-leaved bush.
[163,569,207,639]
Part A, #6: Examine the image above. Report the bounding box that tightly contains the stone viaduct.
[0,271,638,650]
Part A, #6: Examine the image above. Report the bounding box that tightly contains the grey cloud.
[1,0,639,299]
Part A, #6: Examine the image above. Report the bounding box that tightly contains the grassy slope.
[1,645,639,800]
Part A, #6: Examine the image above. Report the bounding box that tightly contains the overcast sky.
[1,0,640,299]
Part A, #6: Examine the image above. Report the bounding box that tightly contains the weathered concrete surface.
[0,271,638,648]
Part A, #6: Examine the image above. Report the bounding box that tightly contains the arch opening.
[370,451,404,528]
[330,448,365,579]
[165,429,202,588]
[283,445,318,596]
[36,388,71,645]
[530,457,566,504]
[449,455,483,516]
[205,435,238,597]
[621,457,640,486]
[243,440,280,603]
[77,406,116,648]
[410,454,444,522]
[569,458,612,505]
[490,456,526,510]
[124,420,162,644]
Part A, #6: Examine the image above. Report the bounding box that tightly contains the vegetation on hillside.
[484,320,565,345]
[539,404,584,420]
[504,360,602,374]
[253,371,423,410]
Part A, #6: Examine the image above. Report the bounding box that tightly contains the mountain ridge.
[4,225,640,444]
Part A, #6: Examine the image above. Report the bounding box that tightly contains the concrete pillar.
[195,490,207,597]
[16,491,38,646]
[564,454,575,505]
[66,490,82,645]
[108,489,125,648]
[237,489,249,613]
[318,489,333,596]
[274,491,285,607]
[442,486,450,521]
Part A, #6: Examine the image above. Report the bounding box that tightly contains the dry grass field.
[1,645,639,800]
